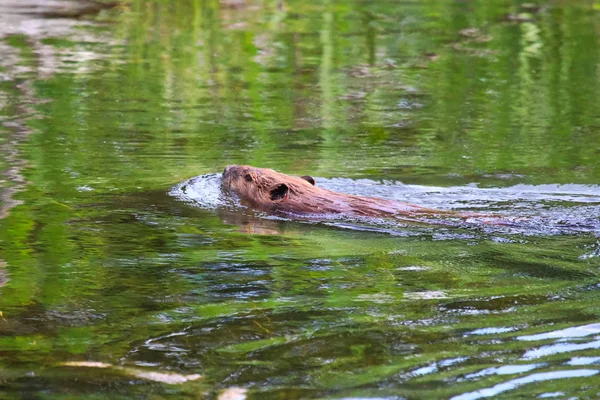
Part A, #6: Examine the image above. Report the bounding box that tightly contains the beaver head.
[221,165,443,218]
[221,165,316,213]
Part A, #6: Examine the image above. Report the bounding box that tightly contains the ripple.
[517,322,600,341]
[521,339,600,360]
[169,173,224,210]
[567,357,600,366]
[467,327,517,336]
[452,369,599,400]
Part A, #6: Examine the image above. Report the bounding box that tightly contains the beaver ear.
[301,175,315,185]
[269,183,289,201]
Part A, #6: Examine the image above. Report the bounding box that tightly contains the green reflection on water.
[0,0,600,398]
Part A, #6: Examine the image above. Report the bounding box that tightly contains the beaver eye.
[244,174,253,182]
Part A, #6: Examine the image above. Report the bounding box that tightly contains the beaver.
[221,165,483,222]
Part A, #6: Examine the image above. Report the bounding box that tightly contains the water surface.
[1,0,600,398]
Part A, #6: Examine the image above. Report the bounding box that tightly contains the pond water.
[1,0,600,398]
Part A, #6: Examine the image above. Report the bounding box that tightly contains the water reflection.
[463,364,543,380]
[0,0,600,398]
[453,370,599,400]
[518,322,600,341]
[523,340,600,360]
[567,357,600,366]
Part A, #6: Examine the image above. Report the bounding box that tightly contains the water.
[1,0,600,398]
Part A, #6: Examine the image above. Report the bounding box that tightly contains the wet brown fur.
[221,165,470,220]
